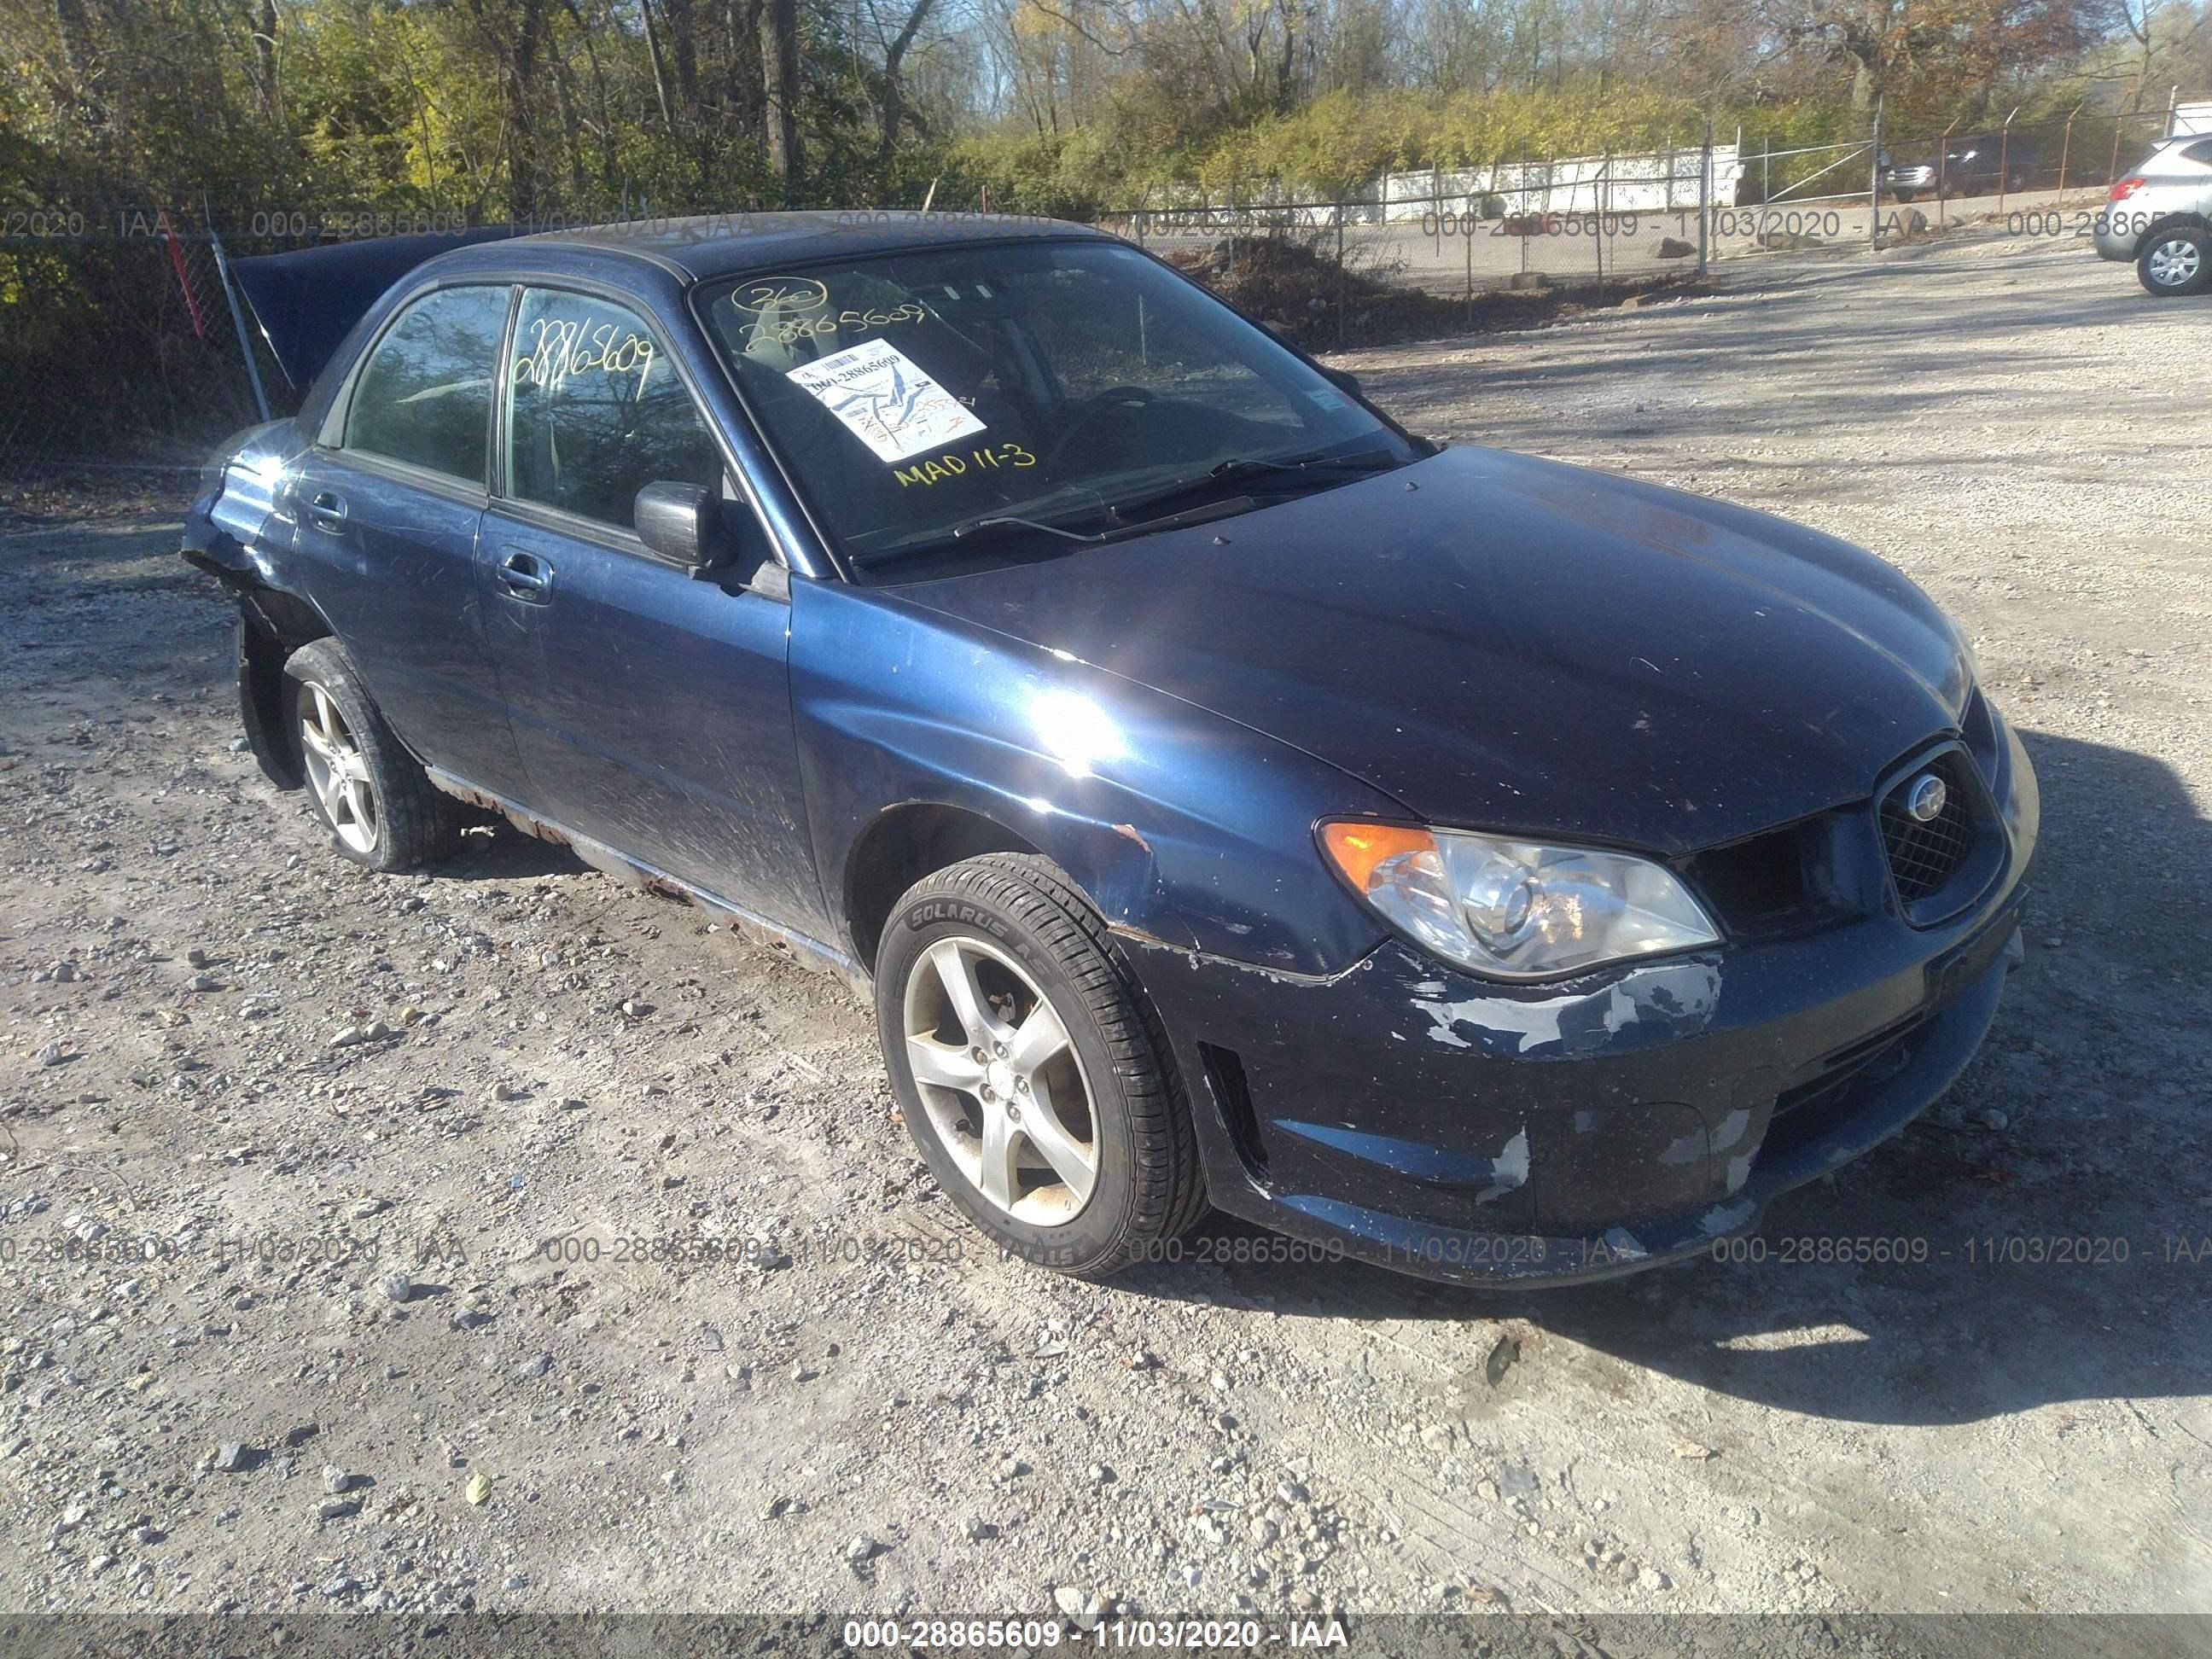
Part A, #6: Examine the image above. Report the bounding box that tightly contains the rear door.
[477,283,827,938]
[287,282,533,799]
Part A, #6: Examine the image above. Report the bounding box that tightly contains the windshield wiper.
[858,494,1260,569]
[953,513,1110,546]
[955,494,1260,546]
[1208,447,1404,484]
[1100,447,1403,524]
[853,449,1404,570]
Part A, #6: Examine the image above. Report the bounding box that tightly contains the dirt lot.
[3,228,2210,1627]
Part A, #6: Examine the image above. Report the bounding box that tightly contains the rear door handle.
[497,550,555,602]
[306,490,347,533]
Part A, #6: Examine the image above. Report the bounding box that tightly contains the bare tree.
[864,0,947,155]
[2117,0,2164,105]
[760,0,803,184]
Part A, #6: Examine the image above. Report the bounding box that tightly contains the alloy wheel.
[2148,237,2203,289]
[298,681,379,856]
[900,935,1098,1226]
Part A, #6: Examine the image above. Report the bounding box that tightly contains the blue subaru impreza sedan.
[184,212,2036,1285]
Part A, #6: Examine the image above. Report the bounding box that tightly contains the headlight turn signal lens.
[1318,822,1436,890]
[1319,821,1720,981]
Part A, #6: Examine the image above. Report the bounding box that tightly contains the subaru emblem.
[1904,772,1947,823]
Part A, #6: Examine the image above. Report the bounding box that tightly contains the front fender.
[791,579,1401,976]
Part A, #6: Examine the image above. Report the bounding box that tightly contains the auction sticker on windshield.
[787,338,986,463]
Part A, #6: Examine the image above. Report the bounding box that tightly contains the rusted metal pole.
[1601,151,1619,287]
[1870,97,1884,247]
[1939,114,1962,231]
[1698,119,1712,274]
[1467,166,1480,322]
[1521,157,1531,276]
[1336,199,1346,347]
[1997,106,2019,212]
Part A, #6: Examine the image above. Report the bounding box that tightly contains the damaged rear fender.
[231,597,345,790]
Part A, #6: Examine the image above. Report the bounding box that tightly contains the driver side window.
[505,288,725,532]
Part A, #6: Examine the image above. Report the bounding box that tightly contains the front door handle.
[497,550,555,602]
[306,490,347,533]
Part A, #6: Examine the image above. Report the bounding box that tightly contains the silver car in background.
[2095,134,2212,296]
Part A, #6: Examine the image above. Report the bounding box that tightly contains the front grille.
[1878,753,1975,903]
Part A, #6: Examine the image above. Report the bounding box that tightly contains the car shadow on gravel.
[1134,727,2212,1427]
[436,824,586,882]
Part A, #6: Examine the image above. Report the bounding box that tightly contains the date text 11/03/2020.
[524,1231,2199,1274]
[842,1618,1349,1649]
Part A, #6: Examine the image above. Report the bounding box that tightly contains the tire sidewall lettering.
[903,899,1013,941]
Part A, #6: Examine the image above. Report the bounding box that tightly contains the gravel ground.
[3,227,2210,1625]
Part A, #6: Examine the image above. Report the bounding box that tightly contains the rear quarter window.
[343,285,511,484]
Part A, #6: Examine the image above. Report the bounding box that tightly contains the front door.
[288,282,532,800]
[477,284,827,939]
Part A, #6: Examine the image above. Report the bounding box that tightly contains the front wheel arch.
[843,802,1045,975]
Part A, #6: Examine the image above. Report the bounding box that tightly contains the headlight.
[1320,822,1720,981]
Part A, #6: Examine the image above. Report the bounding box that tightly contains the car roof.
[505,211,1111,282]
[240,211,1118,408]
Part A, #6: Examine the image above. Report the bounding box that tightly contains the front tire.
[282,638,463,872]
[876,853,1206,1277]
[2139,227,2210,297]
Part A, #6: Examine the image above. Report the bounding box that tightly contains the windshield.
[697,240,1421,571]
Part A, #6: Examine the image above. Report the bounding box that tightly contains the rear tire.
[282,638,464,872]
[2138,227,2210,297]
[876,853,1207,1277]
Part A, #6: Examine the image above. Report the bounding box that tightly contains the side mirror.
[634,481,730,570]
[1323,366,1363,401]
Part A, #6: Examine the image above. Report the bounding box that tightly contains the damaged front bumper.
[1128,795,2034,1288]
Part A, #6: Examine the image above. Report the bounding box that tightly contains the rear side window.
[343,286,510,484]
[2185,138,2212,165]
[505,288,725,531]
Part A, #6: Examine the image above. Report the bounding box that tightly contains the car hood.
[887,445,1971,855]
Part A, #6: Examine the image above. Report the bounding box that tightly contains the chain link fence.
[1095,141,1724,349]
[1724,104,2195,253]
[0,201,293,487]
[1,102,2202,486]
